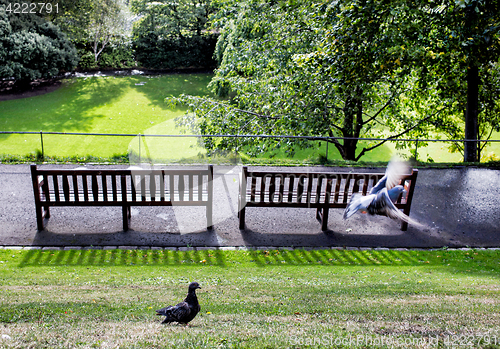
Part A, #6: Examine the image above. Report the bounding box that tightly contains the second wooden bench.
[238,167,418,231]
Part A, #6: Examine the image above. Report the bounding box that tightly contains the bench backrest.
[31,165,213,205]
[240,167,418,208]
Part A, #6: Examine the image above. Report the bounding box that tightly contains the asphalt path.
[1,164,499,248]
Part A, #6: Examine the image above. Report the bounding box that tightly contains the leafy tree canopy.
[131,0,218,69]
[414,0,500,161]
[171,0,500,162]
[171,0,443,161]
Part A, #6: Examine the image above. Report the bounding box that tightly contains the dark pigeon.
[156,282,201,325]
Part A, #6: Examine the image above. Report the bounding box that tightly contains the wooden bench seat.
[31,165,213,231]
[238,167,418,231]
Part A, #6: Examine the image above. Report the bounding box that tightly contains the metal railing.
[0,131,498,162]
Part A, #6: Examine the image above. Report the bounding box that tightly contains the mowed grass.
[1,248,500,348]
[0,74,213,161]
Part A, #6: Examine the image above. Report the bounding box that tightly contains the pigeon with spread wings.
[343,159,421,226]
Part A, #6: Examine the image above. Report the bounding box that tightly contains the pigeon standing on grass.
[156,282,201,325]
[343,158,421,226]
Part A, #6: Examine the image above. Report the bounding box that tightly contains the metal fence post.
[326,140,329,161]
[414,139,419,162]
[40,131,44,159]
[138,133,141,163]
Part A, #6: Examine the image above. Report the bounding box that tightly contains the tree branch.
[354,110,442,161]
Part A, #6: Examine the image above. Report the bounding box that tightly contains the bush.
[0,5,78,85]
[74,38,136,70]
[133,33,218,70]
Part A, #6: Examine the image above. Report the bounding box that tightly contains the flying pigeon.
[156,282,201,325]
[343,158,420,226]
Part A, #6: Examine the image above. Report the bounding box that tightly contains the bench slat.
[52,175,60,202]
[111,175,117,202]
[306,175,313,204]
[198,175,203,202]
[287,176,294,203]
[260,176,265,203]
[277,175,285,203]
[189,174,193,202]
[150,174,156,201]
[72,174,79,202]
[140,174,146,201]
[251,176,257,202]
[269,174,275,203]
[131,175,137,202]
[342,175,352,204]
[92,175,99,202]
[102,175,108,202]
[160,172,165,201]
[297,175,305,203]
[168,174,174,202]
[62,175,70,202]
[179,175,185,201]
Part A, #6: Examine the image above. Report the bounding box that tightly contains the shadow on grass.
[15,248,500,278]
[17,248,227,268]
[0,77,129,134]
[130,73,213,111]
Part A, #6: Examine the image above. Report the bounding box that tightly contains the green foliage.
[133,33,218,69]
[131,0,218,69]
[50,0,135,68]
[412,0,500,161]
[170,0,445,161]
[170,0,500,163]
[75,37,136,69]
[0,0,78,84]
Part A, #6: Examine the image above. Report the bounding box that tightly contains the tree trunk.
[464,64,479,162]
[338,91,362,161]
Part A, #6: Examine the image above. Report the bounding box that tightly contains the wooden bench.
[238,167,418,231]
[31,165,213,231]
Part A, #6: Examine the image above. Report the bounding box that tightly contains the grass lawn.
[1,74,499,164]
[1,248,500,348]
[0,74,213,162]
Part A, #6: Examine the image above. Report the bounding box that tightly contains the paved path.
[1,164,499,248]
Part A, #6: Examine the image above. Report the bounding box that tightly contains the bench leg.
[35,204,44,231]
[400,220,408,231]
[239,207,246,230]
[122,206,129,231]
[207,204,213,230]
[321,207,329,231]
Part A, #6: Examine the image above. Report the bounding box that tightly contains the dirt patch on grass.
[0,79,62,101]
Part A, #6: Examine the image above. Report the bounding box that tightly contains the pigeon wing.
[156,302,191,322]
[156,305,174,316]
[369,175,387,195]
[344,193,376,219]
[371,190,421,226]
[385,158,409,190]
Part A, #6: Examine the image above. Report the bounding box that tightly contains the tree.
[131,0,218,69]
[87,0,131,63]
[0,0,78,87]
[171,0,441,161]
[416,0,500,162]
